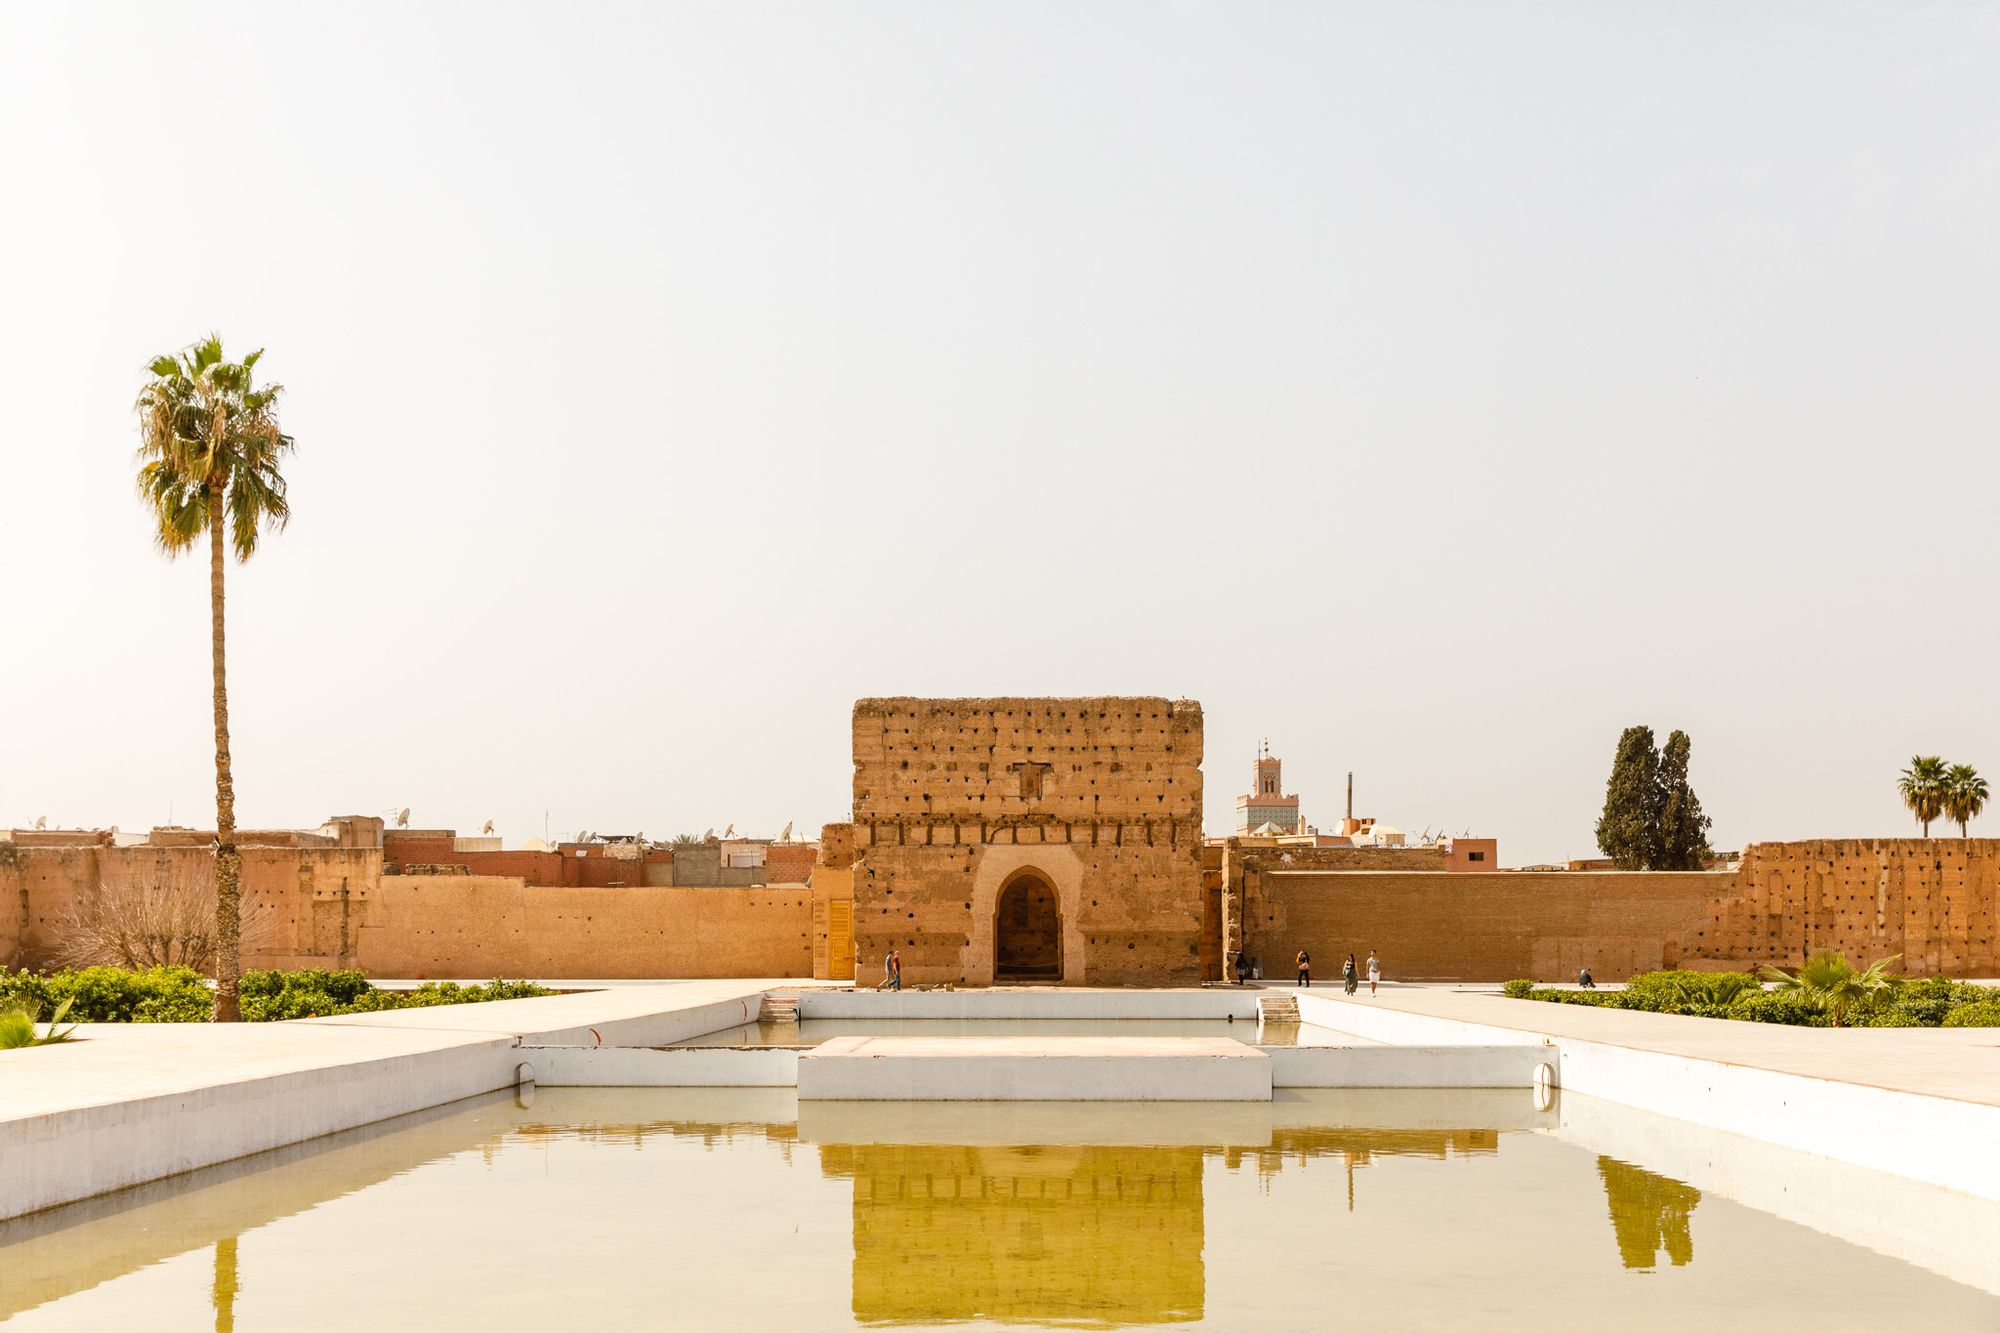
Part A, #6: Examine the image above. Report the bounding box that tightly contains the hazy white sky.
[3,2,1996,864]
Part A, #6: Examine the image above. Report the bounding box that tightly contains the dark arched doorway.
[995,873,1061,981]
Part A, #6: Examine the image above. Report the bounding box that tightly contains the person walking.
[883,949,901,991]
[1342,953,1358,995]
[891,949,903,991]
[1295,949,1311,988]
[1234,950,1248,985]
[1367,949,1381,996]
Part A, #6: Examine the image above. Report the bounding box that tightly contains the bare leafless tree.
[53,865,270,973]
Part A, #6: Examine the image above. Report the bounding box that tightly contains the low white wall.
[521,993,769,1048]
[523,1045,799,1087]
[797,1037,1272,1101]
[1297,990,2000,1201]
[1558,1092,2000,1295]
[0,982,774,1222]
[3,1038,517,1223]
[796,990,1260,1021]
[1267,1044,1548,1089]
[1295,992,1535,1047]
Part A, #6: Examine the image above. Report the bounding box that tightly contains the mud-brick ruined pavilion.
[818,697,1211,988]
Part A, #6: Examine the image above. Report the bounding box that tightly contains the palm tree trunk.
[209,483,242,1023]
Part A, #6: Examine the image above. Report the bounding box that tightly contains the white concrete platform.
[0,980,781,1221]
[795,1034,1273,1101]
[519,1044,801,1087]
[1294,986,2000,1201]
[1267,1042,1552,1089]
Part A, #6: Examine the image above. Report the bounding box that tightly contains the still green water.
[4,1088,1997,1330]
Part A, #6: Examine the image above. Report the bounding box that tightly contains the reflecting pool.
[5,1088,1998,1330]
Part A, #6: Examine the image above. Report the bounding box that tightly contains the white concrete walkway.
[0,979,784,1220]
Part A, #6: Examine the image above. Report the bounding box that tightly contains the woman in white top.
[1366,950,1381,995]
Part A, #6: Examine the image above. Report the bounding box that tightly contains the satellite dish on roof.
[780,821,794,843]
[578,830,595,844]
[396,808,411,828]
[34,816,47,830]
[703,827,715,841]
[722,823,735,839]
[481,819,495,835]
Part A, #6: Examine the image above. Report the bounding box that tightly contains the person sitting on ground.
[1577,967,1594,989]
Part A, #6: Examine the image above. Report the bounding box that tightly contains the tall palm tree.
[1898,755,1950,837]
[135,336,293,1022]
[1944,764,1990,838]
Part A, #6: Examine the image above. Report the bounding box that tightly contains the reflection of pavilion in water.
[822,1143,1203,1327]
[811,1126,1506,1328]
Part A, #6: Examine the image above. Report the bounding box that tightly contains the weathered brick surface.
[1685,838,2000,974]
[838,697,1206,986]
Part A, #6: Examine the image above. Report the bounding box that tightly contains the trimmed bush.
[1727,990,1829,1026]
[1942,1000,2000,1028]
[0,966,552,1023]
[1526,988,1621,1007]
[1503,961,1999,1027]
[1,965,211,1023]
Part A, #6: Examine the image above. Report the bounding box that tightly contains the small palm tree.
[1760,951,1900,1027]
[1943,765,1990,838]
[1898,756,1950,836]
[135,336,293,1022]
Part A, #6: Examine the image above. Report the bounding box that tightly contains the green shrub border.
[0,966,552,1024]
[1498,969,1999,1028]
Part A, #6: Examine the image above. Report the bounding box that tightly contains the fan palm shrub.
[1759,952,1900,1027]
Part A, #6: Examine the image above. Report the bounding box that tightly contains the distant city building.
[1235,742,1302,835]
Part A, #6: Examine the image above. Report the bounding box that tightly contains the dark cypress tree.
[1595,725,1662,869]
[1656,730,1713,870]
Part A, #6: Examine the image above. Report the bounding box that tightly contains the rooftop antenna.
[1346,772,1354,822]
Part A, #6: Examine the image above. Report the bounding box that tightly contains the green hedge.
[1501,966,1996,1028]
[0,965,212,1022]
[1,966,552,1024]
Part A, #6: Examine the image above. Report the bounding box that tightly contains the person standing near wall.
[1367,949,1380,996]
[1295,949,1311,988]
[1343,953,1358,995]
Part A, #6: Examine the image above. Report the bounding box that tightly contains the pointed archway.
[995,870,1062,981]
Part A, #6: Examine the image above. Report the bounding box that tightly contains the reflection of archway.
[995,871,1061,980]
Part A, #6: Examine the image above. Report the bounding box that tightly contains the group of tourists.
[1289,948,1380,995]
[1232,947,1381,994]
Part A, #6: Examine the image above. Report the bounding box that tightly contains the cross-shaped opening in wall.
[1009,761,1052,800]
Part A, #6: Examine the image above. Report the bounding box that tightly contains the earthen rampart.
[1685,838,2000,974]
